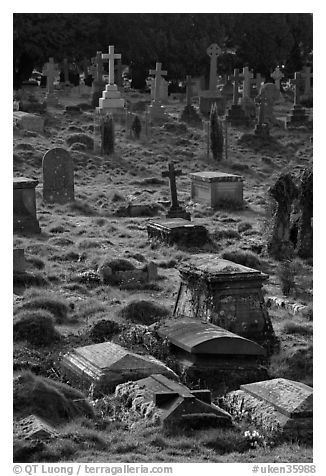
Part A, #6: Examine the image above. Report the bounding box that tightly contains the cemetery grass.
[13,92,313,462]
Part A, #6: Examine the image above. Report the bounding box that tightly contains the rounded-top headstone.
[42,148,74,204]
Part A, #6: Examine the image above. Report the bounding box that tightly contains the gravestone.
[223,378,313,441]
[160,78,169,104]
[221,76,234,100]
[250,73,263,98]
[61,342,177,396]
[97,46,125,115]
[43,57,59,106]
[115,374,232,430]
[190,171,244,208]
[240,67,255,118]
[287,72,310,127]
[255,83,280,125]
[173,255,275,352]
[90,51,106,108]
[180,75,201,125]
[162,162,190,220]
[148,62,168,121]
[13,111,44,133]
[300,66,313,99]
[254,97,270,137]
[147,218,209,247]
[42,148,74,204]
[13,248,27,273]
[199,44,226,115]
[225,68,250,126]
[271,66,284,91]
[157,319,267,391]
[13,178,41,234]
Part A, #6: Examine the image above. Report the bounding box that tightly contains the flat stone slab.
[13,111,44,132]
[190,171,243,182]
[13,177,39,189]
[14,415,58,440]
[147,219,209,247]
[240,378,312,418]
[61,342,177,395]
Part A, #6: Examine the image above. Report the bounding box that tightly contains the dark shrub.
[13,310,60,346]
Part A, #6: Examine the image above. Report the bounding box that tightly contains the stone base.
[286,105,311,127]
[254,123,270,137]
[180,105,202,125]
[45,93,59,106]
[14,215,41,234]
[199,93,226,115]
[240,97,256,119]
[166,207,191,221]
[225,104,250,126]
[147,219,209,247]
[148,100,168,121]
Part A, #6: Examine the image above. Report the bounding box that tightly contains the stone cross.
[185,75,195,106]
[162,162,182,209]
[207,43,222,91]
[102,45,121,85]
[300,66,313,96]
[290,72,302,106]
[271,66,284,90]
[242,67,254,99]
[63,58,70,84]
[230,68,244,105]
[43,58,59,94]
[149,62,167,102]
[256,73,263,95]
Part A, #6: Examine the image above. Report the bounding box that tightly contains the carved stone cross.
[102,45,121,85]
[149,62,167,102]
[162,162,183,209]
[206,43,222,91]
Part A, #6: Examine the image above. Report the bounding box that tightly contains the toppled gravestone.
[222,378,313,441]
[13,111,44,133]
[115,373,232,430]
[98,259,158,285]
[14,414,58,441]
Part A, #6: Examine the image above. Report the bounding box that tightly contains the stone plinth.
[61,341,177,396]
[199,91,226,115]
[286,105,310,127]
[225,104,250,126]
[91,80,106,107]
[45,92,59,106]
[173,255,275,352]
[148,100,168,122]
[97,84,125,114]
[254,123,270,137]
[223,378,313,441]
[115,374,232,430]
[190,171,244,208]
[13,111,44,133]
[147,219,209,247]
[13,178,41,234]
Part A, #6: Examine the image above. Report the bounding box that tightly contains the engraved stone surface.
[42,148,74,204]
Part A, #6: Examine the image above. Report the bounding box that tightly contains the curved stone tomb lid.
[158,319,266,356]
[240,378,313,418]
[180,255,267,280]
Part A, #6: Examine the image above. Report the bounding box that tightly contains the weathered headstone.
[115,374,232,430]
[240,67,255,117]
[13,177,41,234]
[97,46,125,115]
[13,111,44,133]
[254,97,270,137]
[61,342,177,396]
[287,72,310,127]
[42,148,74,204]
[162,162,190,220]
[173,255,276,352]
[271,66,284,91]
[43,57,59,106]
[190,171,244,208]
[256,83,280,125]
[300,66,313,98]
[148,62,168,121]
[147,218,209,247]
[225,68,249,126]
[180,75,202,125]
[223,378,313,441]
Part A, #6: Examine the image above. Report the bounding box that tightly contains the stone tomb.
[42,148,74,204]
[115,373,232,430]
[173,255,275,351]
[13,111,44,133]
[61,342,177,396]
[13,178,41,234]
[147,218,209,247]
[190,171,244,208]
[157,319,267,390]
[223,378,313,441]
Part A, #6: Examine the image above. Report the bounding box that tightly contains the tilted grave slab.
[223,378,313,441]
[147,218,209,247]
[174,255,275,352]
[61,342,177,396]
[190,171,244,208]
[157,318,268,391]
[115,373,232,430]
[13,178,41,234]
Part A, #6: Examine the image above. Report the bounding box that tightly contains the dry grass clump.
[119,300,170,325]
[65,133,94,150]
[13,271,48,288]
[13,310,60,346]
[67,200,98,216]
[237,222,253,233]
[212,228,241,240]
[282,320,313,336]
[221,249,261,270]
[88,319,122,343]
[13,371,94,425]
[269,344,313,386]
[16,290,71,324]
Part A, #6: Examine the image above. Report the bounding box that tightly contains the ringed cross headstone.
[206,43,222,91]
[42,148,74,204]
